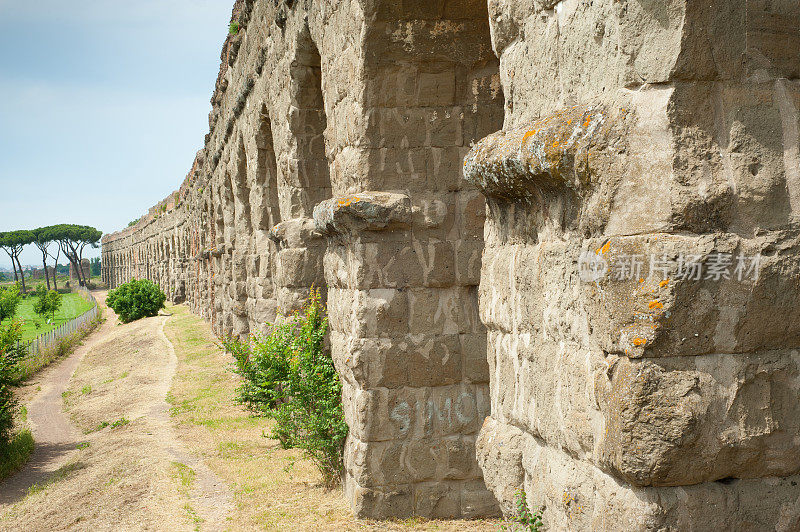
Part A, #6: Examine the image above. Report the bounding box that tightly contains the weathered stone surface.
[101,0,799,527]
[481,422,800,532]
[102,0,503,520]
[464,0,800,528]
[313,192,412,236]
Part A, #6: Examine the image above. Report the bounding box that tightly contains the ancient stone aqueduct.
[102,0,800,528]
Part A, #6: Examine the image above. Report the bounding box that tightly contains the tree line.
[0,225,102,292]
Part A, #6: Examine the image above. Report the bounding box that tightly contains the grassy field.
[3,292,94,342]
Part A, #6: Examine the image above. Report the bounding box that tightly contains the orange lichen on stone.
[337,196,362,207]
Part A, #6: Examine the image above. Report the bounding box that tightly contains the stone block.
[596,351,800,487]
[460,480,501,519]
[407,334,462,388]
[416,68,457,107]
[345,436,414,488]
[347,288,409,338]
[454,239,483,286]
[460,333,488,384]
[581,232,800,358]
[274,247,325,288]
[347,480,414,520]
[342,384,432,442]
[408,287,481,335]
[418,240,456,288]
[342,383,489,443]
[509,426,800,531]
[426,147,467,192]
[413,482,461,519]
[331,333,408,389]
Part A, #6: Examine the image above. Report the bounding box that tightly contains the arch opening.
[255,105,281,230]
[289,27,331,216]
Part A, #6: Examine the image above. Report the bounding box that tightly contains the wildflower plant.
[224,289,347,487]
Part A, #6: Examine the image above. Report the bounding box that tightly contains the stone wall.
[464,0,800,530]
[103,0,800,527]
[102,0,503,520]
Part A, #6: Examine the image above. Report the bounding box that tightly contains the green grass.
[172,461,196,489]
[110,417,130,429]
[13,308,104,382]
[2,292,94,342]
[0,429,35,481]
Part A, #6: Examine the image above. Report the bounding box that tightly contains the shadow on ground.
[0,441,80,506]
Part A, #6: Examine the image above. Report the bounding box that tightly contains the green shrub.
[0,284,21,322]
[106,279,166,323]
[0,320,24,447]
[32,284,62,322]
[229,21,240,35]
[224,289,347,487]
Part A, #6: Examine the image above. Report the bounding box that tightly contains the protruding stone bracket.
[463,105,628,202]
[268,217,322,249]
[313,192,412,238]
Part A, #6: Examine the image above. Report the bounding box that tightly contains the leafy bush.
[224,289,347,487]
[0,320,25,448]
[225,320,293,412]
[106,279,166,323]
[32,284,62,322]
[229,21,240,35]
[0,284,21,322]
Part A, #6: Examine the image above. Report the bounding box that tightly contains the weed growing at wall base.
[224,289,347,487]
[500,489,544,532]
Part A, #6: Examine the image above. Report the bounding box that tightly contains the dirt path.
[0,296,499,531]
[150,316,234,528]
[0,291,114,506]
[0,293,233,531]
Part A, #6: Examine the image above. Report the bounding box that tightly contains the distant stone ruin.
[102,0,800,528]
[70,259,90,282]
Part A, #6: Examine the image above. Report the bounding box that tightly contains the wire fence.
[14,288,98,359]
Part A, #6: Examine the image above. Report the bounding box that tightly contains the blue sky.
[0,0,232,269]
